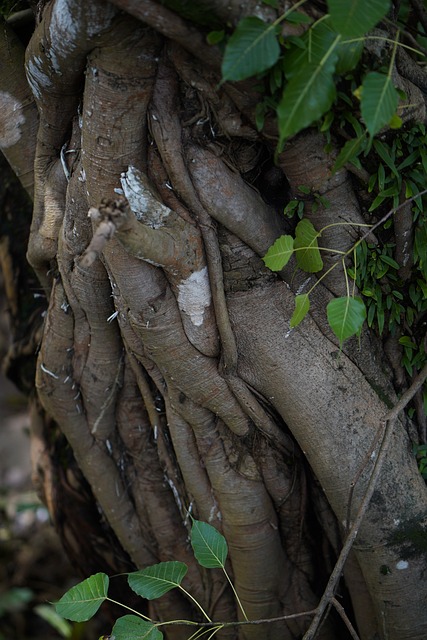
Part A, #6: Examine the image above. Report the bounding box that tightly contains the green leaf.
[278,53,338,144]
[373,140,398,176]
[361,72,399,137]
[207,30,225,45]
[290,294,310,328]
[128,562,187,600]
[112,615,163,639]
[191,519,228,569]
[294,219,323,273]
[332,135,366,173]
[328,0,390,37]
[221,17,280,82]
[55,573,109,622]
[283,21,337,80]
[285,10,312,24]
[0,588,33,616]
[399,336,417,349]
[263,235,294,271]
[327,296,367,343]
[380,254,399,269]
[34,605,73,638]
[335,38,364,74]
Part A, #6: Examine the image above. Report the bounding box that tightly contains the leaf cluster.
[263,218,367,343]
[220,0,399,145]
[55,519,243,640]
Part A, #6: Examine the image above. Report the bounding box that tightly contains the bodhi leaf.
[55,573,109,622]
[112,615,163,639]
[283,21,338,79]
[191,519,228,569]
[221,17,280,82]
[128,562,188,600]
[278,52,338,144]
[327,296,366,343]
[290,294,310,328]
[328,0,390,37]
[335,38,364,74]
[361,72,399,137]
[263,235,294,271]
[293,219,323,273]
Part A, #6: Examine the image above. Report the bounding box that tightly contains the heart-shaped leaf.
[55,573,109,622]
[222,17,280,82]
[327,296,366,343]
[328,0,390,37]
[128,562,187,600]
[191,519,228,569]
[112,615,163,639]
[263,235,294,271]
[361,72,399,138]
[294,219,323,273]
[290,294,310,328]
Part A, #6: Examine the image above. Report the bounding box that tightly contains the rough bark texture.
[1,2,427,639]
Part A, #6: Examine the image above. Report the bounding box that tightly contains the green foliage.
[128,562,188,600]
[290,294,310,328]
[327,296,366,343]
[55,519,243,639]
[293,219,323,273]
[221,17,280,82]
[415,445,427,480]
[34,605,73,638]
[262,234,294,271]
[55,573,109,622]
[190,518,228,568]
[112,616,162,639]
[360,72,399,138]
[328,0,390,37]
[0,587,33,616]
[263,219,323,274]
[220,0,396,145]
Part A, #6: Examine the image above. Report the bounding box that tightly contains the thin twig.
[331,598,360,640]
[302,362,427,640]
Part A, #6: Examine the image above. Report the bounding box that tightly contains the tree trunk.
[1,2,427,639]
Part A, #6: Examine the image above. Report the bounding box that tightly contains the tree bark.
[1,2,427,639]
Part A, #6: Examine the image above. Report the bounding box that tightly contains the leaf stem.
[105,597,153,622]
[343,35,425,57]
[222,567,248,622]
[178,586,212,622]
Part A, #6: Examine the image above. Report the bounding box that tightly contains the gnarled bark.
[1,2,427,639]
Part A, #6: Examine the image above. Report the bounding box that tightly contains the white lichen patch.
[120,166,170,228]
[177,267,211,327]
[0,92,25,148]
[50,0,116,65]
[26,56,52,100]
[396,560,409,570]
